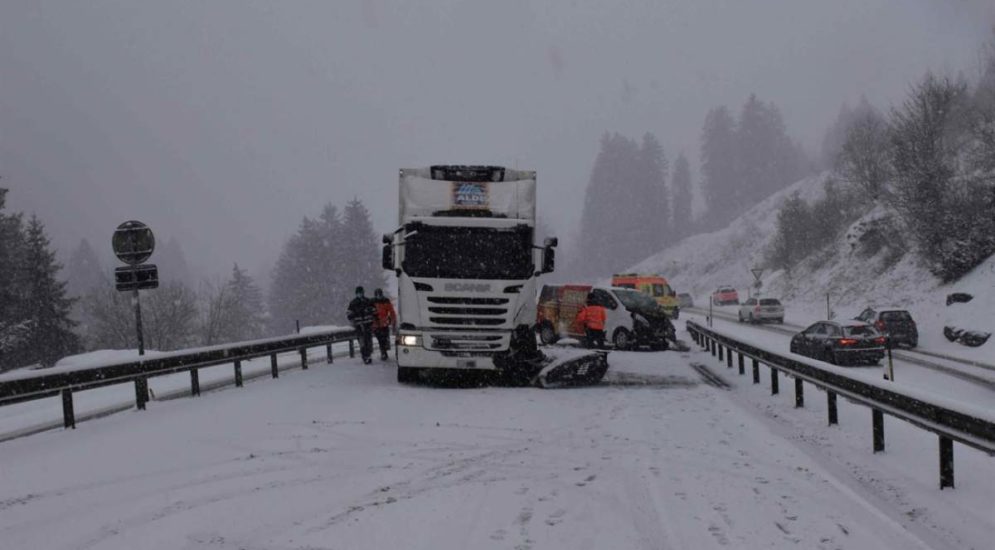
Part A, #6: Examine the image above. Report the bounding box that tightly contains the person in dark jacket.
[347,286,376,364]
[372,288,396,361]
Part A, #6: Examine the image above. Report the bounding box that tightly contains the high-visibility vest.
[577,305,606,331]
[374,300,396,330]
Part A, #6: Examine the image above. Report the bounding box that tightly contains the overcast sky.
[2,0,993,282]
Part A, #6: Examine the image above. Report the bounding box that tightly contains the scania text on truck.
[382,165,557,383]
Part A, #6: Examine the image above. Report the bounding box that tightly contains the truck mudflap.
[532,349,610,389]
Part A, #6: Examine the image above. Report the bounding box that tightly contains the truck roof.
[400,166,536,222]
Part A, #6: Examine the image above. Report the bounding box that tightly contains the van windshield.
[651,284,671,297]
[614,289,661,313]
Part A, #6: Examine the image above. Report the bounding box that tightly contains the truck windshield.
[402,224,533,280]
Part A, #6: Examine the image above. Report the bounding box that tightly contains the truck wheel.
[397,367,422,383]
[539,322,559,345]
[613,328,633,351]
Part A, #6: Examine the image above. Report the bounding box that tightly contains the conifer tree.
[10,216,80,367]
[66,238,105,298]
[638,133,669,249]
[700,106,738,229]
[223,263,266,342]
[340,198,387,297]
[671,154,693,239]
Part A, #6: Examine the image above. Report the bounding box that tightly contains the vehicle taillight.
[837,338,857,346]
[875,320,885,331]
[874,337,886,345]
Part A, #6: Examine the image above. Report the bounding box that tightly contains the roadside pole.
[133,288,145,356]
[884,338,895,381]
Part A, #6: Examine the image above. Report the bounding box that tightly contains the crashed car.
[943,293,991,348]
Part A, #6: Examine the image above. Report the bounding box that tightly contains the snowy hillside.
[629,172,995,359]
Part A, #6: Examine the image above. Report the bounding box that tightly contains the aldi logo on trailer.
[452,181,489,209]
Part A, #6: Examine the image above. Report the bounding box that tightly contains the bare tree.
[836,102,891,198]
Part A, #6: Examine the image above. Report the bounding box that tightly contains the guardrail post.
[827,391,838,425]
[234,360,243,387]
[752,358,760,384]
[349,339,355,358]
[271,354,279,378]
[190,369,200,396]
[718,344,724,362]
[135,377,148,410]
[939,436,954,489]
[326,343,333,363]
[794,377,804,408]
[872,409,885,453]
[61,389,75,429]
[300,348,309,370]
[726,348,733,368]
[737,353,745,375]
[770,368,779,394]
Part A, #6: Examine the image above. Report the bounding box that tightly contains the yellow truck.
[611,273,680,319]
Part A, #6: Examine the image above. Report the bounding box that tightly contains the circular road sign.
[112,220,155,265]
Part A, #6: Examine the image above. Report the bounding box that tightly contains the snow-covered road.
[1,343,991,549]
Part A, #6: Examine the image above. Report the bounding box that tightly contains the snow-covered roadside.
[685,311,995,419]
[629,172,994,365]
[1,331,992,549]
[0,341,357,440]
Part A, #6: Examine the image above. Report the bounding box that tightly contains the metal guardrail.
[685,320,995,490]
[0,327,357,433]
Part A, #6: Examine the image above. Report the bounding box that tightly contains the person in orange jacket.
[576,292,607,349]
[372,288,397,361]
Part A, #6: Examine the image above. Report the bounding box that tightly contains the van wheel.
[539,322,559,345]
[613,328,633,351]
[397,367,422,384]
[748,313,755,324]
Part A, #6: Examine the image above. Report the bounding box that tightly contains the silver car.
[738,297,784,323]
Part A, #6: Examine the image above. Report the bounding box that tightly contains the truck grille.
[426,296,510,328]
[430,334,505,351]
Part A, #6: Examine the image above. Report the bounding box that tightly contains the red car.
[711,287,739,306]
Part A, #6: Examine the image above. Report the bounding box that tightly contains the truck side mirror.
[541,246,555,274]
[382,233,392,245]
[544,237,558,248]
[382,244,393,271]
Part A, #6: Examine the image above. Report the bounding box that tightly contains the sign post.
[112,221,158,356]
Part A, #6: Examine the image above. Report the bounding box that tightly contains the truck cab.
[383,166,556,382]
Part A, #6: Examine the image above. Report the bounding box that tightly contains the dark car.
[790,320,887,366]
[854,307,918,348]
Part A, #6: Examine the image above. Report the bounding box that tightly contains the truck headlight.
[400,334,421,346]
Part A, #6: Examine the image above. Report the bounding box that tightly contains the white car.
[738,297,784,323]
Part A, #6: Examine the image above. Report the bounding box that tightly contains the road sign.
[751,268,764,282]
[112,221,155,265]
[115,264,159,292]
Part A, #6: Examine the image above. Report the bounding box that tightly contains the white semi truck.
[382,165,563,383]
